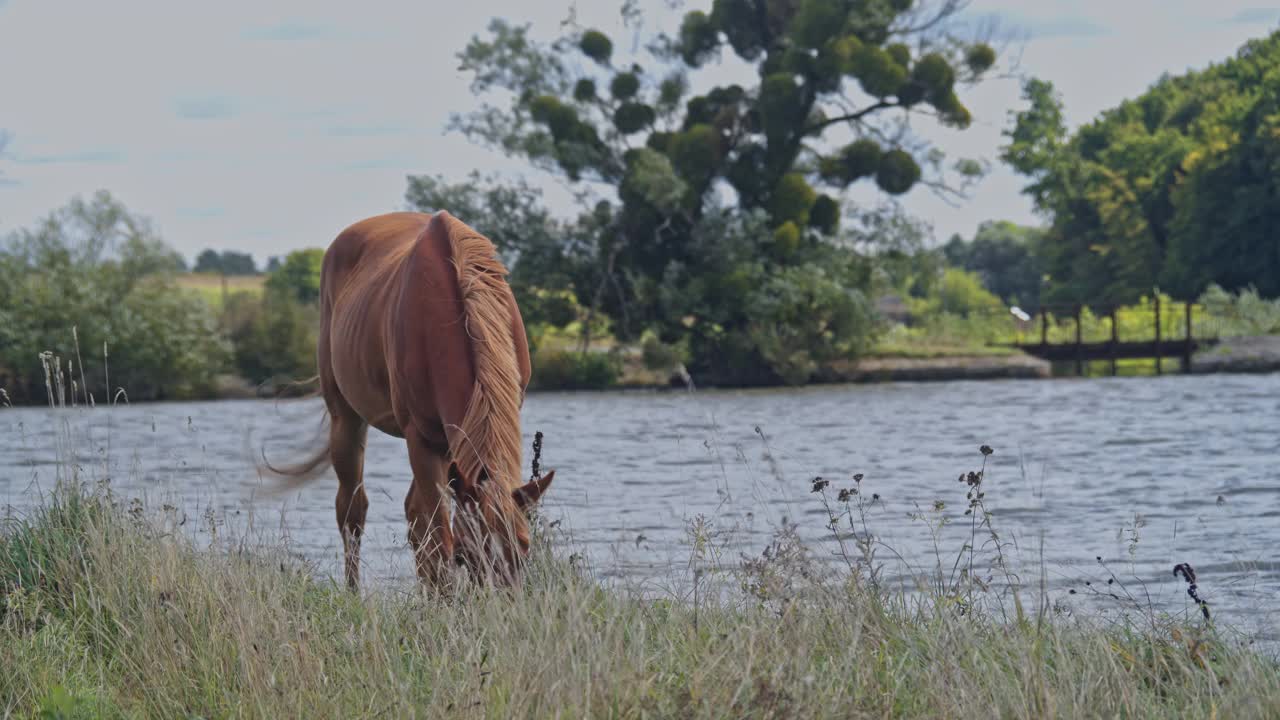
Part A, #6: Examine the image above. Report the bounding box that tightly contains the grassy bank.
[3,479,1277,718]
[174,273,266,309]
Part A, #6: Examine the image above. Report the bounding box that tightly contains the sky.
[1,0,1278,263]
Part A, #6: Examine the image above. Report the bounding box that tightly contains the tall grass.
[3,360,1279,718]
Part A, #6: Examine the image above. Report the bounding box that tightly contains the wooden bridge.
[999,297,1218,376]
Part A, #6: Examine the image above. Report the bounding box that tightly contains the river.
[3,373,1278,636]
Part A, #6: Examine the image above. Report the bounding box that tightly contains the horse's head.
[449,464,555,584]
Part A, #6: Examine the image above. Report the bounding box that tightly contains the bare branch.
[804,100,897,134]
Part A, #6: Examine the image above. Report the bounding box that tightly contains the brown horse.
[267,211,553,588]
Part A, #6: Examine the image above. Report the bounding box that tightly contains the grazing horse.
[267,211,554,588]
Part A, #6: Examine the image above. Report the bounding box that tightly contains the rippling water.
[3,374,1278,634]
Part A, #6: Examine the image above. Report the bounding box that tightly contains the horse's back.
[318,211,531,448]
[320,212,432,435]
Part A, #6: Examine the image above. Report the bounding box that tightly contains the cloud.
[173,96,240,120]
[972,10,1108,40]
[242,21,332,42]
[1228,8,1280,25]
[13,149,124,165]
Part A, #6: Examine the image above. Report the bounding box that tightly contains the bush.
[640,332,684,372]
[529,349,620,390]
[222,290,318,386]
[932,267,1006,317]
[1198,284,1280,336]
[0,193,228,403]
[744,263,878,385]
[265,248,324,304]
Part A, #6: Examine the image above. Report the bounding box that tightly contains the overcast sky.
[1,1,1277,263]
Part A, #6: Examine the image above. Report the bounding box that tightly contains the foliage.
[1196,284,1280,336]
[528,349,621,390]
[1004,32,1280,305]
[640,331,685,372]
[0,193,228,402]
[448,3,996,383]
[942,221,1045,309]
[265,248,324,304]
[222,290,319,386]
[928,267,1005,318]
[192,248,258,275]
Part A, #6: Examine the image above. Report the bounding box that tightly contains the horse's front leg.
[403,431,455,588]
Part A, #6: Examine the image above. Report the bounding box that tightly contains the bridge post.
[1154,294,1162,375]
[1110,309,1119,376]
[1040,309,1048,347]
[1074,304,1084,376]
[1183,302,1193,373]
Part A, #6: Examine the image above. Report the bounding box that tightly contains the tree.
[265,248,325,304]
[0,192,227,402]
[193,249,223,273]
[449,1,997,384]
[192,249,259,275]
[1004,32,1280,305]
[942,220,1044,309]
[219,250,258,275]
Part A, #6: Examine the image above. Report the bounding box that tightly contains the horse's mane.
[439,214,524,511]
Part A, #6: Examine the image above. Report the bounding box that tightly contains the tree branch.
[804,101,897,134]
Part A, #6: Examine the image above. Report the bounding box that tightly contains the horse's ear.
[513,470,554,510]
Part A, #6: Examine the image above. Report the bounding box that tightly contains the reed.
[2,359,1278,718]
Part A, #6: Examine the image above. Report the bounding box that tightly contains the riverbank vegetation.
[5,8,1280,399]
[3,437,1277,717]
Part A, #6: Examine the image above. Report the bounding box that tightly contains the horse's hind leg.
[330,405,369,589]
[404,431,454,588]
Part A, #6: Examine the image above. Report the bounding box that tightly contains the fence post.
[1110,308,1119,376]
[1041,309,1049,346]
[1154,294,1162,375]
[1074,304,1084,376]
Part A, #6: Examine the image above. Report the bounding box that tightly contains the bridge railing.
[961,299,1225,347]
[974,298,1221,374]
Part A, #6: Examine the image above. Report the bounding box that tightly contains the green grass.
[868,342,1019,360]
[175,272,265,308]
[3,475,1278,717]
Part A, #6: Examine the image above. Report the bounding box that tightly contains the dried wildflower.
[810,476,830,493]
[531,430,545,480]
[837,488,856,502]
[1174,562,1211,620]
[979,445,994,456]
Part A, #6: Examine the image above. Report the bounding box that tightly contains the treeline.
[6,10,1279,400]
[190,249,289,275]
[1003,31,1280,306]
[0,192,320,404]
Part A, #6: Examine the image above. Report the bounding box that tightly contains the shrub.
[530,349,620,390]
[0,193,228,403]
[640,333,684,372]
[222,290,318,386]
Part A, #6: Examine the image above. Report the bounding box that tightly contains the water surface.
[3,374,1277,634]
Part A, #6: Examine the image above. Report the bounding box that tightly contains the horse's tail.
[258,376,333,488]
[445,221,524,494]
